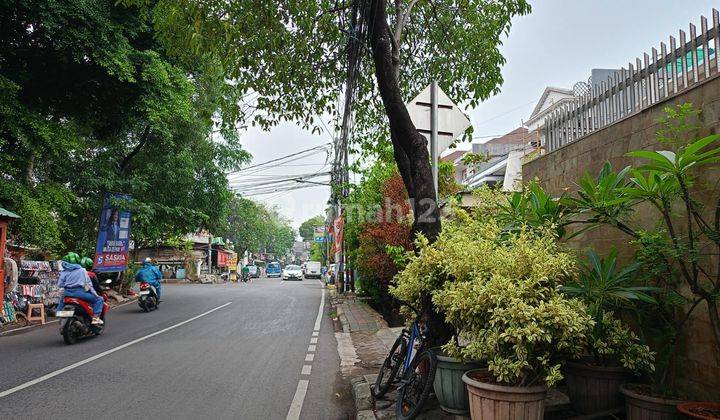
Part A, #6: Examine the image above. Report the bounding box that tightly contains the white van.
[304,261,322,279]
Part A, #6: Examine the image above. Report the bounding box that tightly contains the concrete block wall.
[523,75,720,400]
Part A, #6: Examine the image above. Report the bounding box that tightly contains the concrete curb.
[351,376,377,419]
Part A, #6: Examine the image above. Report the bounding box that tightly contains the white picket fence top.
[544,9,720,152]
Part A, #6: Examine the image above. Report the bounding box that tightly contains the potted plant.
[562,249,656,415]
[677,402,720,419]
[430,224,592,419]
[432,345,485,415]
[566,104,720,418]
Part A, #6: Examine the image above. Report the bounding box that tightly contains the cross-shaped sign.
[406,84,471,154]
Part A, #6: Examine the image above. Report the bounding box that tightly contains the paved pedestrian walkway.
[330,292,462,419]
[337,296,387,332]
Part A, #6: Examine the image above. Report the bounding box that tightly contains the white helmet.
[144,257,152,263]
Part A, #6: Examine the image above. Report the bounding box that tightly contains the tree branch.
[315,1,354,22]
[119,125,151,172]
[393,0,420,46]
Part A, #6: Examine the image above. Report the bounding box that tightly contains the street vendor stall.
[0,207,20,300]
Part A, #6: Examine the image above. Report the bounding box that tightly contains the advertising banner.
[333,217,343,254]
[314,226,325,243]
[94,193,132,272]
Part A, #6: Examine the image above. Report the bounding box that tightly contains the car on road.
[304,261,322,279]
[267,262,281,278]
[282,264,303,281]
[247,265,260,278]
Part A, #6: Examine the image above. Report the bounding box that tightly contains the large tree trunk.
[368,0,449,346]
[368,0,440,243]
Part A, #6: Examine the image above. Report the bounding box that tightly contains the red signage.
[217,251,229,267]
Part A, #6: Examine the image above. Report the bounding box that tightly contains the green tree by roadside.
[0,0,249,254]
[221,197,295,258]
[123,0,530,244]
[298,215,325,242]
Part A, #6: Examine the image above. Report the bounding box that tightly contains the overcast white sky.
[234,0,718,229]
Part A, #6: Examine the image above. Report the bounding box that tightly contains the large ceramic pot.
[677,402,720,419]
[462,369,547,420]
[620,384,685,420]
[432,354,484,414]
[564,358,631,414]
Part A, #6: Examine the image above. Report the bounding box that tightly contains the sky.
[234,0,719,230]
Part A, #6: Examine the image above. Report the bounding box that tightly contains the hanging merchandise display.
[1,301,15,324]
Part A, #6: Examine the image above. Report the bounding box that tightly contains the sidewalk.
[331,292,460,420]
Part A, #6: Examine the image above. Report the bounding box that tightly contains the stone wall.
[523,75,720,400]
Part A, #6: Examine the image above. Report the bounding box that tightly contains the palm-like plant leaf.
[563,248,658,316]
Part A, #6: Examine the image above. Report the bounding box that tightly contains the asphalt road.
[0,277,351,419]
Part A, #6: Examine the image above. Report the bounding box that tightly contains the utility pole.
[430,80,439,201]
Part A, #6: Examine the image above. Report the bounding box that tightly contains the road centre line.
[312,331,319,337]
[308,345,316,352]
[305,353,315,362]
[0,302,232,399]
[301,365,312,375]
[310,337,318,344]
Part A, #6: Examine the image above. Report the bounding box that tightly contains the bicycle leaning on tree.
[371,299,438,420]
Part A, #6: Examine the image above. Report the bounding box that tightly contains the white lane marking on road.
[0,302,232,399]
[310,337,318,344]
[308,345,316,352]
[286,379,309,420]
[313,288,325,331]
[285,284,325,420]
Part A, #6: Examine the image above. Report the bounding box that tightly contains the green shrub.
[391,197,592,387]
[563,249,655,374]
[431,226,591,387]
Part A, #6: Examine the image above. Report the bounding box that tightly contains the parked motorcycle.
[55,280,111,345]
[137,281,159,312]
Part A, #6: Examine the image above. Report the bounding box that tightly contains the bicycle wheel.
[395,349,438,420]
[372,334,407,399]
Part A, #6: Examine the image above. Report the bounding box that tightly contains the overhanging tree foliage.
[128,0,530,242]
[0,0,249,253]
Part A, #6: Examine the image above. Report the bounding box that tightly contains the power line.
[227,143,332,175]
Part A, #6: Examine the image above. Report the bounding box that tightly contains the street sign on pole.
[406,83,471,198]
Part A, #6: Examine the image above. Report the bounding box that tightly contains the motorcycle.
[137,282,159,312]
[55,279,111,345]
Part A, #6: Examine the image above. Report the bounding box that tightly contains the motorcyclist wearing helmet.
[57,252,104,325]
[80,257,102,295]
[135,257,163,300]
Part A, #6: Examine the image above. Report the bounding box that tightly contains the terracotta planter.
[564,358,631,414]
[433,354,484,415]
[677,402,720,419]
[462,369,547,420]
[620,384,685,420]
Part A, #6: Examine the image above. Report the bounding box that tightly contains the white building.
[463,127,533,189]
[524,87,576,149]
